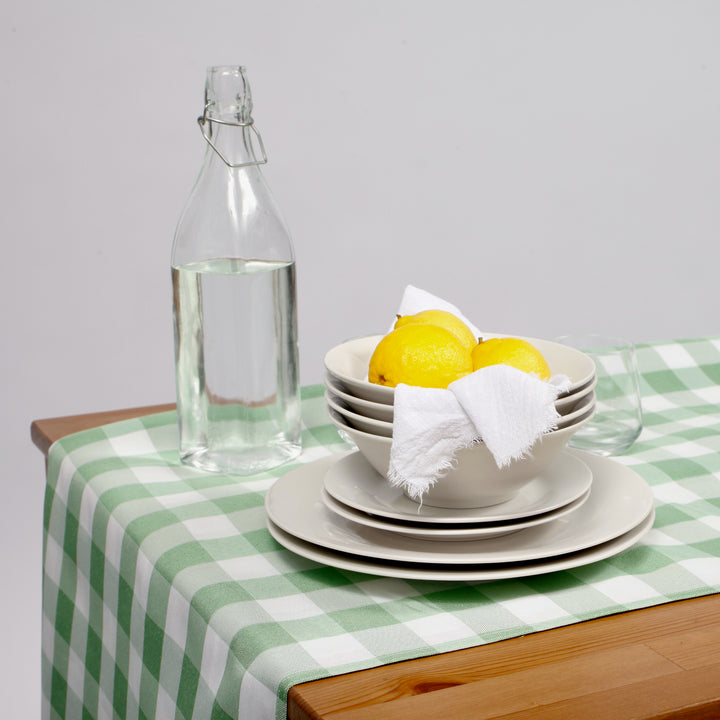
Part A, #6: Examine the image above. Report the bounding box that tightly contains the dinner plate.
[323,451,593,524]
[321,486,592,541]
[265,450,654,565]
[267,508,655,582]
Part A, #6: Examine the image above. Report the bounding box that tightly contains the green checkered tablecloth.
[42,338,720,720]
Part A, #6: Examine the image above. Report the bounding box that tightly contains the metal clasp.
[197,106,268,168]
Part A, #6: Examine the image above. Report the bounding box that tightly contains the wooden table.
[32,406,720,720]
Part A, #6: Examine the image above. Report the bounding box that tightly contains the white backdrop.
[2,0,719,713]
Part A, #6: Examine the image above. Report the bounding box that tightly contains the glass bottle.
[171,66,301,475]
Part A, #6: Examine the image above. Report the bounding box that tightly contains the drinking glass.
[555,335,643,455]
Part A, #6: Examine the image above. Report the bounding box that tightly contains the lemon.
[394,309,476,352]
[369,324,473,389]
[471,337,551,380]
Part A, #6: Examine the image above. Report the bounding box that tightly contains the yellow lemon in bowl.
[471,337,552,380]
[394,309,476,352]
[369,324,473,389]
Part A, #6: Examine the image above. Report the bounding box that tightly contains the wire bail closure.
[197,111,268,168]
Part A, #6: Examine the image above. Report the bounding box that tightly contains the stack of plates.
[266,449,655,582]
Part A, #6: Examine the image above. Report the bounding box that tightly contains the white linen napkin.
[450,365,570,465]
[387,385,477,499]
[394,284,481,338]
[385,286,570,500]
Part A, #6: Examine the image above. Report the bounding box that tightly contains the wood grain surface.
[30,403,176,456]
[31,406,720,720]
[288,594,720,720]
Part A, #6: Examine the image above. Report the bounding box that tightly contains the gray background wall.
[2,1,718,713]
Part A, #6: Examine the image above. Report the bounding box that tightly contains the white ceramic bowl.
[555,391,596,429]
[328,371,595,424]
[327,408,592,509]
[326,385,594,438]
[325,374,394,422]
[325,390,393,437]
[324,334,596,406]
[555,375,597,413]
[324,335,395,404]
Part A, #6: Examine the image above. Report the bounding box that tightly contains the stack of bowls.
[324,334,597,509]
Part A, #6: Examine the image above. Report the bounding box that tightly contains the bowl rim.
[556,397,595,429]
[557,387,595,418]
[325,373,395,419]
[556,375,597,410]
[325,390,393,434]
[328,400,593,443]
[325,333,597,402]
[327,373,595,417]
[326,384,594,432]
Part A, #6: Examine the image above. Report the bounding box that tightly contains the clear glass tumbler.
[555,335,643,455]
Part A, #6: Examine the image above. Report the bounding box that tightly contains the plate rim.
[265,450,655,565]
[324,450,594,524]
[266,507,655,582]
[320,486,592,541]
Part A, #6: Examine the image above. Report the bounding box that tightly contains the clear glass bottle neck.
[199,119,268,170]
[171,65,293,269]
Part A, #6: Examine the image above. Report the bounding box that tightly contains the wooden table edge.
[31,406,720,720]
[30,403,177,456]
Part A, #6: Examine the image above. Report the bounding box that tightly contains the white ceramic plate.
[321,486,592,541]
[265,450,654,565]
[323,451,593,524]
[267,508,655,582]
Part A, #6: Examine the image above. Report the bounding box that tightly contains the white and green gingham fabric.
[42,338,720,720]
